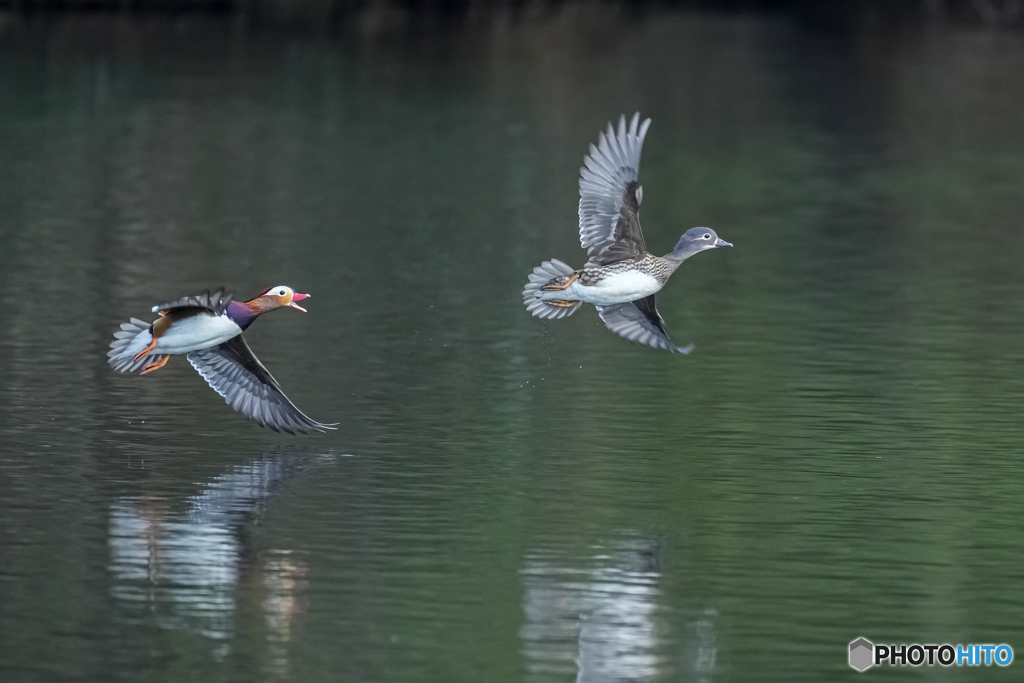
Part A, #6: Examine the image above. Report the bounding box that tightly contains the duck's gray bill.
[716,238,733,247]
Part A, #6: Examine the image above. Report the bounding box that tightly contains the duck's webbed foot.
[133,337,158,363]
[140,356,170,375]
[541,272,580,291]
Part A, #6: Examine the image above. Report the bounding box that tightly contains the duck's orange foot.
[541,272,579,291]
[140,356,170,375]
[546,299,579,307]
[133,336,158,363]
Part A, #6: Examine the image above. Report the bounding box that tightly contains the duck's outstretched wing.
[152,288,233,316]
[187,335,336,434]
[579,113,652,266]
[595,295,693,354]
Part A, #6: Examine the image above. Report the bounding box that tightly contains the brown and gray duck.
[523,113,732,353]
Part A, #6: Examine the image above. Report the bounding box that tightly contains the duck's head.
[671,227,732,259]
[248,285,311,313]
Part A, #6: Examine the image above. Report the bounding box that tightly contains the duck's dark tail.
[523,259,583,320]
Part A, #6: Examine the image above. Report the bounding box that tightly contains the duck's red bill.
[290,292,310,312]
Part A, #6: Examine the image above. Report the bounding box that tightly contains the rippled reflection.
[108,454,331,665]
[521,538,714,683]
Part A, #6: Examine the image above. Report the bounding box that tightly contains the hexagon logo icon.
[849,637,874,671]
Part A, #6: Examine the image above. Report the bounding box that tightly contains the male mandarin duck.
[522,113,732,353]
[108,286,335,434]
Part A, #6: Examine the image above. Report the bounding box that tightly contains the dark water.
[2,8,1024,682]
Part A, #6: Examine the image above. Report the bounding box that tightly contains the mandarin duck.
[108,286,334,434]
[523,113,732,353]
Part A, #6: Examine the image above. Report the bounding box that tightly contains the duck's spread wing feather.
[152,288,233,316]
[596,295,693,354]
[187,335,335,434]
[579,113,651,266]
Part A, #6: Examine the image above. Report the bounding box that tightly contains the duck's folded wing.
[596,295,693,354]
[152,288,233,316]
[579,112,652,266]
[186,335,335,434]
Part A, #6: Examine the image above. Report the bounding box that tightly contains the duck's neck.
[226,300,261,330]
[659,249,692,270]
[662,245,699,269]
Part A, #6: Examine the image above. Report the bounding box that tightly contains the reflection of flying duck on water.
[520,538,717,683]
[108,454,333,653]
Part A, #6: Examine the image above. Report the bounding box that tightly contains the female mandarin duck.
[108,286,334,434]
[523,113,732,353]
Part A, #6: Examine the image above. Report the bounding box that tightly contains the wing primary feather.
[578,114,652,264]
[595,297,691,354]
[186,337,334,433]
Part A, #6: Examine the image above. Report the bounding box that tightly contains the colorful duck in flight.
[108,287,334,434]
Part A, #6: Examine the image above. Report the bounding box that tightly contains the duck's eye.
[278,289,287,296]
[703,233,711,240]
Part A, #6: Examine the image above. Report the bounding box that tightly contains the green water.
[2,9,1024,682]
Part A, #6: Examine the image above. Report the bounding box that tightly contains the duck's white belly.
[559,271,662,305]
[156,313,241,354]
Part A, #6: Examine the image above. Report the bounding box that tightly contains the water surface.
[2,9,1024,682]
